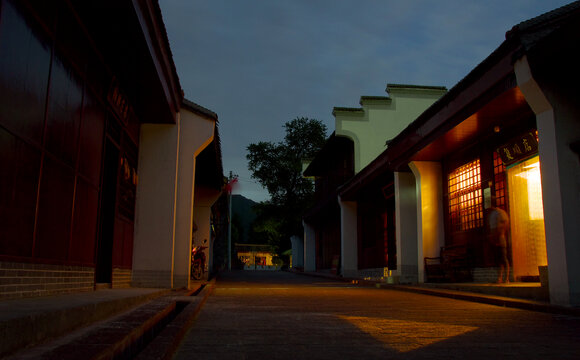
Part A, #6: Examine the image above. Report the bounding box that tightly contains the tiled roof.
[154,0,183,100]
[303,132,354,177]
[336,1,580,198]
[182,98,223,188]
[382,1,580,169]
[506,0,580,51]
[182,98,218,121]
[194,122,224,189]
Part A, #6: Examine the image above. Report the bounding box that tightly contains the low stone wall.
[112,268,132,288]
[0,261,94,300]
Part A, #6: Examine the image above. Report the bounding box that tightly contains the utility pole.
[226,172,238,271]
[228,191,232,270]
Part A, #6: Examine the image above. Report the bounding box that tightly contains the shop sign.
[107,78,130,123]
[497,131,538,166]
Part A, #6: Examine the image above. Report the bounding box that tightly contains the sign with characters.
[497,131,538,166]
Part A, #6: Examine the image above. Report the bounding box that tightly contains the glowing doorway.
[507,156,548,279]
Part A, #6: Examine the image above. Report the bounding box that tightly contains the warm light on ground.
[339,315,478,353]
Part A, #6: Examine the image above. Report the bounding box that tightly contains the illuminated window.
[448,159,483,231]
[493,152,507,210]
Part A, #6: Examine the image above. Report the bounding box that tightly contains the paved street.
[173,271,580,359]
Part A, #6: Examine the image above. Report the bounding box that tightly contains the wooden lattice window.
[493,152,507,210]
[448,159,483,231]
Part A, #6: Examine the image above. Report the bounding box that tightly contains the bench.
[424,245,471,282]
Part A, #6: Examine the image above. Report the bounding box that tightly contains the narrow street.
[173,271,580,359]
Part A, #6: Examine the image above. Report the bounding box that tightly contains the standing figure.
[487,207,510,283]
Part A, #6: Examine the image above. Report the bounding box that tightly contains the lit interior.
[515,161,544,220]
[507,156,547,278]
[448,159,483,230]
[237,251,274,267]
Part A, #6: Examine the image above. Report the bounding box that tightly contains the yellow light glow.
[339,315,477,353]
[507,156,548,276]
[448,159,482,230]
[515,161,544,220]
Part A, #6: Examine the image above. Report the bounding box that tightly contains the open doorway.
[96,137,119,285]
[507,156,548,281]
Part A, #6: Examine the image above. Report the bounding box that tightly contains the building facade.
[133,99,223,288]
[0,0,223,299]
[334,2,580,307]
[303,85,446,277]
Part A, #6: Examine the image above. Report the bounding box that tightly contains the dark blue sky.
[160,0,572,202]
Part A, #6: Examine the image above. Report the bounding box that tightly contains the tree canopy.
[246,117,327,251]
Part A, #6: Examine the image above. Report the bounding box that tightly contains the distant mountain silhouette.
[231,194,258,244]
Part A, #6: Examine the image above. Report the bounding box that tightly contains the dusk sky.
[159,0,572,202]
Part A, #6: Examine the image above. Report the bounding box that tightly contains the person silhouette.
[487,206,510,283]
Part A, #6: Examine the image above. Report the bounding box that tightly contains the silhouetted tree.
[247,117,327,251]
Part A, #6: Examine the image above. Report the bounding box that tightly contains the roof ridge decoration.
[332,107,365,117]
[386,83,448,91]
[385,84,448,98]
[359,96,392,106]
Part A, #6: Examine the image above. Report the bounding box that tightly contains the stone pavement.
[2,272,579,359]
[1,280,215,359]
[0,287,170,357]
[173,271,580,360]
[300,270,580,317]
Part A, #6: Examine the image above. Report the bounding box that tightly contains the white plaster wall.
[174,109,216,288]
[515,55,580,306]
[303,222,316,272]
[335,89,445,173]
[334,111,365,173]
[133,122,180,288]
[395,172,419,284]
[535,109,570,304]
[133,108,218,289]
[545,105,580,307]
[339,199,358,277]
[409,161,445,283]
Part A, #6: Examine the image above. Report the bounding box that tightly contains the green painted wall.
[334,85,446,173]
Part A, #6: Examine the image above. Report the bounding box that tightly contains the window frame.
[447,158,484,232]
